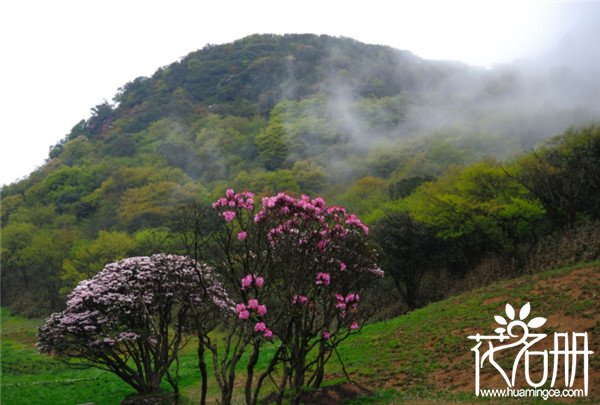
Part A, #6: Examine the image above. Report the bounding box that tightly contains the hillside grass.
[339,261,600,404]
[2,261,599,404]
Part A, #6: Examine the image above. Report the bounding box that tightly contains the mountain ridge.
[1,33,599,317]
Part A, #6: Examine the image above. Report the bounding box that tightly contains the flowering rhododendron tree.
[202,189,276,405]
[37,254,230,396]
[209,189,382,404]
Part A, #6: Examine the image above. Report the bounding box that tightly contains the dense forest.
[1,34,599,317]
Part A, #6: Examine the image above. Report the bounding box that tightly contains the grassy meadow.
[2,262,599,404]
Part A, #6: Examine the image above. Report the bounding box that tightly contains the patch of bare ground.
[482,296,504,305]
[531,266,596,300]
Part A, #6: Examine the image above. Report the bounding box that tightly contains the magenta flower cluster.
[213,189,255,222]
[335,292,360,319]
[292,295,308,305]
[241,274,264,290]
[212,189,383,339]
[249,193,370,255]
[253,322,272,338]
[315,272,331,286]
[212,188,255,211]
[235,299,271,338]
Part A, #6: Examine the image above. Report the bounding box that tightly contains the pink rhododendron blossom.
[241,274,253,290]
[254,322,267,332]
[345,293,360,303]
[241,274,264,290]
[350,321,360,330]
[316,240,329,252]
[238,310,250,319]
[335,293,348,310]
[254,276,264,288]
[223,211,236,222]
[263,329,273,339]
[340,262,347,271]
[257,305,267,316]
[247,299,259,310]
[315,272,330,286]
[236,303,247,313]
[345,214,369,234]
[212,189,255,212]
[238,231,247,241]
[323,331,330,340]
[292,295,308,305]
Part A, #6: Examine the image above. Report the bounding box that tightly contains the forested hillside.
[1,34,599,316]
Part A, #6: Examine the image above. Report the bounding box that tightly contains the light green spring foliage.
[60,231,135,294]
[403,161,546,245]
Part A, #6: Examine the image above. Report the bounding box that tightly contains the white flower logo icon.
[493,302,546,336]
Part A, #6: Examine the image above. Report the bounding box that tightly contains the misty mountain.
[2,33,599,316]
[3,33,598,214]
[3,33,598,200]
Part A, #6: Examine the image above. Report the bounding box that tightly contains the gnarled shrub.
[38,254,230,395]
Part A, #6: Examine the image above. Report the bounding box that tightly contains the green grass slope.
[2,262,598,404]
[335,262,600,404]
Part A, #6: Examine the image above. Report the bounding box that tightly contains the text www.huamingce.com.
[479,387,585,400]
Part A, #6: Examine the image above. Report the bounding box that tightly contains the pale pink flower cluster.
[369,266,385,278]
[115,332,140,342]
[237,231,247,241]
[38,255,232,355]
[241,274,264,290]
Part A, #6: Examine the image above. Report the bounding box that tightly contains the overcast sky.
[1,0,599,186]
